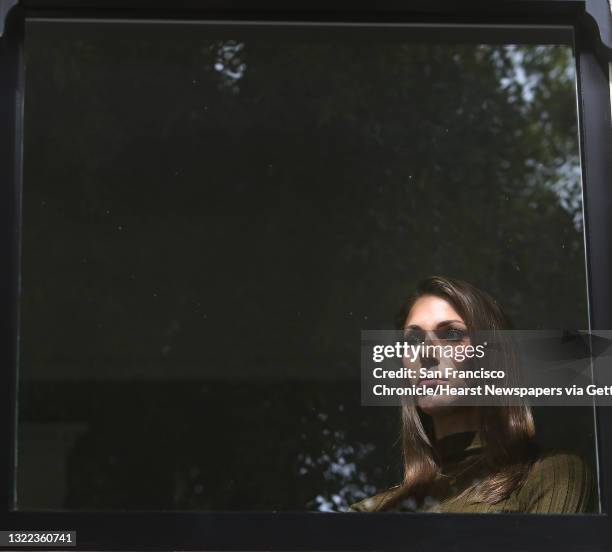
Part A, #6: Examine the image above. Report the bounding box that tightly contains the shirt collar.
[435,430,483,465]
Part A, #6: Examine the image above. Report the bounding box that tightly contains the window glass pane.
[18,20,598,513]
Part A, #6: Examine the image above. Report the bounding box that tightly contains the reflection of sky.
[553,160,583,229]
[214,41,247,89]
[497,45,576,102]
[497,45,539,102]
[494,45,582,230]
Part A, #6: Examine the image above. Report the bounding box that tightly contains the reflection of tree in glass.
[22,27,588,511]
[213,40,246,94]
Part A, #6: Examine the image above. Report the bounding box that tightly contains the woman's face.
[402,294,472,415]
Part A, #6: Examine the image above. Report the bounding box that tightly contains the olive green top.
[349,431,595,514]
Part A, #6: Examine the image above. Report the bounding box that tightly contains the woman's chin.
[417,397,463,416]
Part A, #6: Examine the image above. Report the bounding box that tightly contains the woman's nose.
[419,333,441,368]
[420,352,439,369]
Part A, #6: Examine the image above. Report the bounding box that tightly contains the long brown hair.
[378,275,537,510]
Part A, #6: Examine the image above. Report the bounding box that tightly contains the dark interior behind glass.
[17,20,597,511]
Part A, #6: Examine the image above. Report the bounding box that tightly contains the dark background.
[17,21,596,511]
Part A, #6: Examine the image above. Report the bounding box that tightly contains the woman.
[350,275,594,513]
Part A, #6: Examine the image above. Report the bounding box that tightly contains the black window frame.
[2,0,612,550]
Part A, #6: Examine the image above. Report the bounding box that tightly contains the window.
[1,1,612,550]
